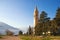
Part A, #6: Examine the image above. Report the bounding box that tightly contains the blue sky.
[0,0,60,32]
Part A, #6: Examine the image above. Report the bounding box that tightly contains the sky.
[0,0,60,32]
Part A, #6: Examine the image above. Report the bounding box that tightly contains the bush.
[19,31,23,35]
[0,36,2,38]
[0,35,2,38]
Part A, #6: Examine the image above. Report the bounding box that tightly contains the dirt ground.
[0,36,21,40]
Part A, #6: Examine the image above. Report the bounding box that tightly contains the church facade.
[34,7,60,36]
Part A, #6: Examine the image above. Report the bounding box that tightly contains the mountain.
[0,22,20,35]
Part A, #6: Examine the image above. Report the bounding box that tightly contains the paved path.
[0,36,21,40]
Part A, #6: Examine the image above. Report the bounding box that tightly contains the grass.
[42,36,51,40]
[20,35,51,40]
[20,36,31,40]
[20,35,60,40]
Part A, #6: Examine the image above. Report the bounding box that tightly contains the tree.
[35,23,43,35]
[40,11,49,35]
[19,31,23,35]
[55,8,60,26]
[35,11,50,36]
[40,11,48,23]
[27,26,33,35]
[52,8,60,36]
[55,8,60,18]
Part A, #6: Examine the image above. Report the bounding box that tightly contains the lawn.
[20,35,60,40]
[20,35,51,40]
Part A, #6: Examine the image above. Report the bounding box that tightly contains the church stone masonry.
[34,7,60,36]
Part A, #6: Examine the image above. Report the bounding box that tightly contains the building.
[34,7,60,36]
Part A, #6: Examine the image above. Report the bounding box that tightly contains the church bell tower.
[34,7,38,27]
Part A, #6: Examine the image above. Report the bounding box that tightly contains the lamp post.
[48,31,51,36]
[42,32,45,37]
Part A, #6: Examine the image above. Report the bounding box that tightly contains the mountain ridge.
[0,22,20,35]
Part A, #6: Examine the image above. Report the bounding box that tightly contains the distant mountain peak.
[0,22,20,35]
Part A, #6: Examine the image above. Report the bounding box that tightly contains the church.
[34,7,60,36]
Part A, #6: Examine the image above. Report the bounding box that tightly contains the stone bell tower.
[34,7,38,27]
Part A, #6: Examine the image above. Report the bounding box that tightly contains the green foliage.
[35,23,43,35]
[35,11,51,36]
[27,26,33,35]
[0,35,2,38]
[19,31,23,35]
[56,8,60,18]
[0,36,2,38]
[40,11,48,23]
